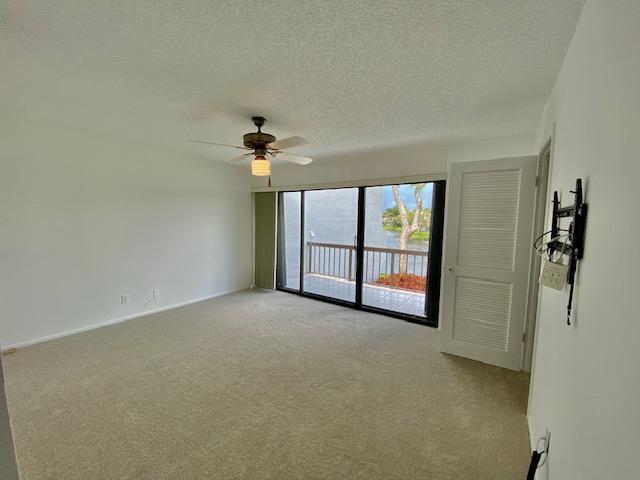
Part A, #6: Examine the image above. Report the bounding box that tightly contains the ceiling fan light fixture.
[188,117,312,174]
[251,155,271,176]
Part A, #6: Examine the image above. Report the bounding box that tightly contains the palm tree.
[391,183,425,274]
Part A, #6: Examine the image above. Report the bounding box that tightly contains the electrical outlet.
[121,295,129,305]
[539,258,568,290]
[152,289,160,300]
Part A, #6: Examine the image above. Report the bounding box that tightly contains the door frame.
[522,139,552,372]
[275,181,446,327]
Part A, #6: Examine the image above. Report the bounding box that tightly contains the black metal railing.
[306,241,428,290]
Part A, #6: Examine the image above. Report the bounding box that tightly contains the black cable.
[567,282,574,325]
[532,230,554,251]
[533,229,569,253]
[526,450,542,479]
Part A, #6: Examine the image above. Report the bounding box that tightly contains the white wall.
[528,1,640,478]
[255,133,534,189]
[447,133,535,164]
[0,114,253,348]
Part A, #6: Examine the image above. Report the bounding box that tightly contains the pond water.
[374,230,428,252]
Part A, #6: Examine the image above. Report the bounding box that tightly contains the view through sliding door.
[276,181,445,325]
[276,191,301,290]
[303,188,359,303]
[362,183,432,317]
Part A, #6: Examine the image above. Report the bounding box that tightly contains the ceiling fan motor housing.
[243,131,276,149]
[243,117,276,156]
[248,118,272,176]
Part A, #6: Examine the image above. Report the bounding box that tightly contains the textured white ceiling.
[2,0,585,162]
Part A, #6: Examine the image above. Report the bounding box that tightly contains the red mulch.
[375,273,427,292]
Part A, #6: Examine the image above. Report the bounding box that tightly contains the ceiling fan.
[189,116,312,177]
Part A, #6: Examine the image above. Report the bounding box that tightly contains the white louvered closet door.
[439,157,537,370]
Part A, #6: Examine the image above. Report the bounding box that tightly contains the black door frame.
[276,181,445,327]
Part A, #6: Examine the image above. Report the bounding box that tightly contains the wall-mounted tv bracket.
[547,178,588,325]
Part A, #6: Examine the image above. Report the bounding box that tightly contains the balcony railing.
[306,241,428,291]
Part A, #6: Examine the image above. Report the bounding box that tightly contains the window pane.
[303,188,358,303]
[278,191,301,290]
[362,183,432,317]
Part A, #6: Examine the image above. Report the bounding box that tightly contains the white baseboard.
[1,288,246,352]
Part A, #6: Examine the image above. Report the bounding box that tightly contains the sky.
[382,183,433,210]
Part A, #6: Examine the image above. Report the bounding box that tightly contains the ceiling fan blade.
[229,153,253,165]
[188,139,250,150]
[268,136,308,150]
[275,151,313,165]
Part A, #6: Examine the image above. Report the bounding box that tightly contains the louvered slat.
[453,277,512,351]
[457,169,521,270]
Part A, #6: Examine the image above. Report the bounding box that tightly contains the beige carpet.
[3,290,530,479]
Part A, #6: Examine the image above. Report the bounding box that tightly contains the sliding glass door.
[362,183,432,316]
[302,188,359,302]
[276,191,301,290]
[276,181,445,326]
